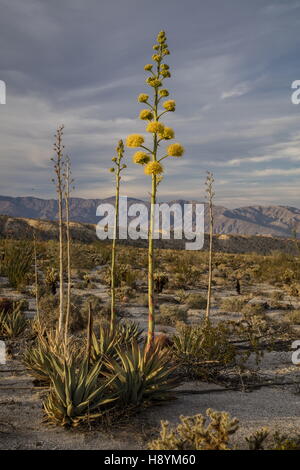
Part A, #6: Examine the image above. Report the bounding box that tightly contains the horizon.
[0,193,299,212]
[1,1,300,208]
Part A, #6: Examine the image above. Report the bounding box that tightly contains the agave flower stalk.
[109,140,126,334]
[51,125,65,339]
[205,172,215,322]
[126,31,184,349]
[33,231,40,322]
[63,155,74,343]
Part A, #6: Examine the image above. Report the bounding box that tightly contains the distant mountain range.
[0,195,300,238]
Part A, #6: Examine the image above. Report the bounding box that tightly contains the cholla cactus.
[109,140,126,334]
[126,31,184,349]
[45,267,58,295]
[148,408,239,450]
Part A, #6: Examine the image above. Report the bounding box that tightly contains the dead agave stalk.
[63,155,74,343]
[52,125,65,340]
[205,171,215,322]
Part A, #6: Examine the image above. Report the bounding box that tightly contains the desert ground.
[1,239,300,450]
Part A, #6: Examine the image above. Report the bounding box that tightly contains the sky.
[0,0,300,208]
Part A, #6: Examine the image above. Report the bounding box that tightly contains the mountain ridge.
[0,195,299,238]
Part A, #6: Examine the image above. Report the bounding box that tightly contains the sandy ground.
[1,274,300,449]
[1,350,300,450]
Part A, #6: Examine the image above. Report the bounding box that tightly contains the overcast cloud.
[0,0,300,208]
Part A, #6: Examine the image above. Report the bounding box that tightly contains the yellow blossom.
[146,77,162,88]
[133,151,151,165]
[157,31,166,43]
[146,121,165,134]
[152,54,160,62]
[163,100,176,111]
[126,134,144,148]
[167,143,184,157]
[144,161,164,175]
[138,93,149,103]
[139,109,154,120]
[161,70,171,78]
[159,89,169,97]
[144,64,153,71]
[159,126,174,140]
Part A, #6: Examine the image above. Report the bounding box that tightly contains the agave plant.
[116,321,143,346]
[24,330,78,383]
[43,356,116,427]
[91,324,122,363]
[0,305,27,338]
[104,341,179,406]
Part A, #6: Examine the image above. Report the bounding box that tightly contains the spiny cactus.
[148,409,239,450]
[44,267,58,295]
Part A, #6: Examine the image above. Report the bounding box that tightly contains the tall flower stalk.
[126,31,184,349]
[109,140,126,334]
[52,125,65,339]
[63,155,74,343]
[205,171,215,322]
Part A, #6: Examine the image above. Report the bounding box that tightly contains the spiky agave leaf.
[2,305,27,338]
[116,321,143,346]
[104,341,179,406]
[43,356,116,427]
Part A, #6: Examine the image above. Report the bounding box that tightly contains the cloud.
[221,82,251,100]
[0,0,300,208]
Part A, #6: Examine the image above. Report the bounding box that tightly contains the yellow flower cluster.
[146,77,162,88]
[139,109,153,120]
[159,126,174,140]
[163,100,176,111]
[159,89,169,97]
[138,93,149,103]
[133,151,150,165]
[126,134,144,148]
[144,161,164,175]
[146,121,165,134]
[167,143,184,157]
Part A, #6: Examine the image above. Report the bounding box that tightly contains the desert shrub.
[135,294,148,307]
[286,283,300,297]
[2,241,33,288]
[104,342,179,407]
[157,304,188,326]
[241,302,267,316]
[284,309,300,325]
[148,409,239,450]
[172,322,236,379]
[246,428,300,450]
[270,291,284,301]
[185,293,207,309]
[220,296,248,313]
[101,264,138,289]
[0,305,27,338]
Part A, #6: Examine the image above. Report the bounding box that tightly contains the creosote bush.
[157,303,188,326]
[185,293,207,309]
